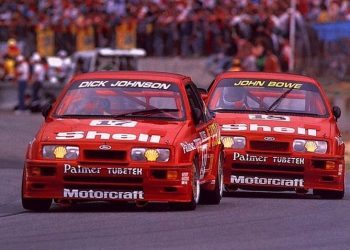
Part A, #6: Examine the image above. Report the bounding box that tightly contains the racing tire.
[22,197,52,212]
[21,168,52,211]
[313,189,344,200]
[171,161,200,211]
[199,153,224,205]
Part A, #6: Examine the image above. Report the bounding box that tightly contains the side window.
[185,84,206,125]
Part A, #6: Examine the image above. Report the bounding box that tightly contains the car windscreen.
[54,79,185,120]
[208,78,329,117]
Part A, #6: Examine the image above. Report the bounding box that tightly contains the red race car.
[22,71,223,211]
[205,72,345,199]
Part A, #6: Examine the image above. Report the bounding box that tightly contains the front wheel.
[313,189,344,200]
[22,168,52,211]
[200,153,224,204]
[22,197,52,211]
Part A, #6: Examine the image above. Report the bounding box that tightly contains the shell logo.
[54,146,67,159]
[305,141,317,152]
[144,149,159,162]
[222,137,234,148]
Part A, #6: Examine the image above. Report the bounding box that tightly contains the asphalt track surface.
[1,112,350,250]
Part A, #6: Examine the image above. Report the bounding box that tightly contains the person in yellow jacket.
[4,39,20,80]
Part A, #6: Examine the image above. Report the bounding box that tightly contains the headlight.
[293,140,327,154]
[43,145,79,159]
[131,148,170,162]
[221,136,246,149]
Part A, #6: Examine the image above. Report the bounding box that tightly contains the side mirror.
[332,106,341,121]
[42,103,52,119]
[192,108,202,124]
[197,88,208,102]
[209,110,216,118]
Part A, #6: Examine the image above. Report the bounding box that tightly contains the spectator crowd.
[1,0,350,113]
[2,1,350,58]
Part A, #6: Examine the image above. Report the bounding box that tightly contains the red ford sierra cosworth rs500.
[204,72,345,199]
[22,71,223,211]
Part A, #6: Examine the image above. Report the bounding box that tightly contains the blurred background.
[0,0,350,136]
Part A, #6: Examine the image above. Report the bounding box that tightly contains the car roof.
[216,71,319,85]
[72,71,191,84]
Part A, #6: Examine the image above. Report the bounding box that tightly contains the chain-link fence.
[296,21,350,84]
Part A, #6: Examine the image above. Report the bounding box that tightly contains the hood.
[215,113,330,139]
[40,118,184,145]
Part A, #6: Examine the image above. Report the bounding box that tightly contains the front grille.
[64,184,143,191]
[64,175,144,192]
[83,150,126,161]
[64,176,143,184]
[250,141,289,152]
[41,167,56,176]
[233,163,304,173]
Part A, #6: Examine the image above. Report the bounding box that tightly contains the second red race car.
[205,72,345,199]
[22,71,223,211]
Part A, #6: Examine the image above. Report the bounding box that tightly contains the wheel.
[21,168,52,211]
[200,153,224,204]
[313,189,344,199]
[171,161,200,211]
[22,197,52,211]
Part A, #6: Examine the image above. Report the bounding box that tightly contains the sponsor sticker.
[231,175,304,187]
[181,172,189,185]
[64,164,142,175]
[90,120,137,127]
[64,164,101,174]
[335,136,344,146]
[249,114,290,122]
[107,167,142,176]
[56,131,161,143]
[221,124,317,136]
[272,156,305,165]
[199,131,209,142]
[234,80,303,89]
[75,80,173,90]
[338,164,343,176]
[233,152,267,162]
[180,142,196,153]
[232,153,305,165]
[63,189,144,200]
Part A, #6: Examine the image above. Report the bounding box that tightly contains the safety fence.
[298,21,350,84]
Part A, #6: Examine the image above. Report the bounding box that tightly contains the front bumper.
[23,160,194,203]
[223,149,345,192]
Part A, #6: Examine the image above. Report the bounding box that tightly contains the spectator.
[3,38,20,80]
[206,51,231,76]
[253,41,267,72]
[317,4,331,23]
[242,42,258,71]
[29,52,45,111]
[0,0,340,77]
[228,58,242,72]
[57,50,72,84]
[15,54,29,114]
[264,49,281,72]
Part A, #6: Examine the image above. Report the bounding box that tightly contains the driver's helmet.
[222,87,246,106]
